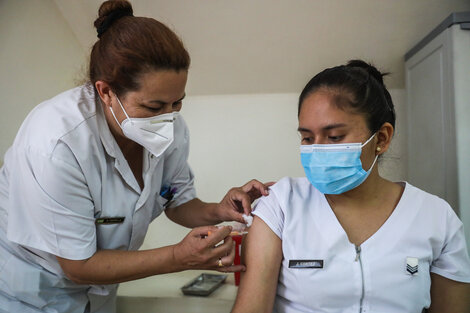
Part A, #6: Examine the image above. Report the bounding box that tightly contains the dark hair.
[298,60,396,134]
[89,0,190,96]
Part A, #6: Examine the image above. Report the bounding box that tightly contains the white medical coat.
[0,85,196,313]
[253,177,470,313]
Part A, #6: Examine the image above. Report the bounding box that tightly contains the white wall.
[54,0,470,95]
[0,0,408,251]
[141,89,407,249]
[0,0,86,160]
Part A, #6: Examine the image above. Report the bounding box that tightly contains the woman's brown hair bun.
[94,0,133,38]
[89,0,190,96]
[346,59,388,87]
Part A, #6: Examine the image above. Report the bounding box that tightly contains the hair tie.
[97,10,133,38]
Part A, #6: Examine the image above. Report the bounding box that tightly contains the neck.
[325,168,386,209]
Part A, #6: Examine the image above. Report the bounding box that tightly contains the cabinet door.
[405,28,458,210]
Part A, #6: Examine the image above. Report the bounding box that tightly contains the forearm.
[58,245,181,285]
[165,198,222,228]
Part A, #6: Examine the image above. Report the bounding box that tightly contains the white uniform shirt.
[253,177,470,313]
[0,85,196,313]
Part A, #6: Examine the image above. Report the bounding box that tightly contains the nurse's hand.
[217,179,273,224]
[172,225,244,272]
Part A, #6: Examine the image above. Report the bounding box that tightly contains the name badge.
[95,217,125,225]
[289,259,324,269]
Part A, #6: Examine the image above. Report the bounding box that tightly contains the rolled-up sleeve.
[7,142,96,260]
[252,191,285,240]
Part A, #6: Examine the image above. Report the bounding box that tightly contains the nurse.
[0,1,269,312]
[231,60,470,313]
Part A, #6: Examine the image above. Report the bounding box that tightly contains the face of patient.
[298,89,377,166]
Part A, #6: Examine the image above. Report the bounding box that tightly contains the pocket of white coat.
[151,196,168,220]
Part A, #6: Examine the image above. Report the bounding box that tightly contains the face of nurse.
[298,89,380,171]
[96,70,188,140]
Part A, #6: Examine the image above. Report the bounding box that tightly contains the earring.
[376,147,382,152]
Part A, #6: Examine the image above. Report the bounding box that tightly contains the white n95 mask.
[109,96,177,158]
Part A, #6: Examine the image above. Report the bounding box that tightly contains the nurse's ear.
[375,122,394,156]
[95,81,115,108]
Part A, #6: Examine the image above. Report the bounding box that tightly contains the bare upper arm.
[231,216,283,313]
[428,273,470,313]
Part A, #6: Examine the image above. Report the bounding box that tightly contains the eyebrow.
[297,123,348,132]
[148,93,186,105]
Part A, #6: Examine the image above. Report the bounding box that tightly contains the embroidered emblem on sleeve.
[406,257,419,275]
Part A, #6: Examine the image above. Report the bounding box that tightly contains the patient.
[231,60,470,313]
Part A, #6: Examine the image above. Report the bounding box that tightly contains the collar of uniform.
[316,182,415,258]
[94,92,118,159]
[93,91,142,193]
[143,149,158,173]
[358,182,418,253]
[311,190,352,256]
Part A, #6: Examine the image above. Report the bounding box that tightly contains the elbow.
[63,270,89,285]
[57,256,92,285]
[164,207,181,225]
[61,264,92,284]
[65,273,90,285]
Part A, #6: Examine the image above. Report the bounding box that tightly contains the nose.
[313,138,329,145]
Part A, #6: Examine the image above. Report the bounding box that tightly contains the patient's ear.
[375,122,394,155]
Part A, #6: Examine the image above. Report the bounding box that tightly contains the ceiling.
[53,0,470,95]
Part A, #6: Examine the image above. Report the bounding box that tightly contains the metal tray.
[181,273,227,296]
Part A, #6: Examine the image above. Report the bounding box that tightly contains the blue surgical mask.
[300,134,378,194]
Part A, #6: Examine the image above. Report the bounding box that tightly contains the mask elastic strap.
[109,106,123,129]
[361,133,376,148]
[115,96,132,122]
[366,154,379,172]
[362,133,379,172]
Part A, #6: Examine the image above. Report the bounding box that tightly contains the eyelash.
[146,101,182,112]
[301,137,313,144]
[300,135,345,144]
[328,136,344,142]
